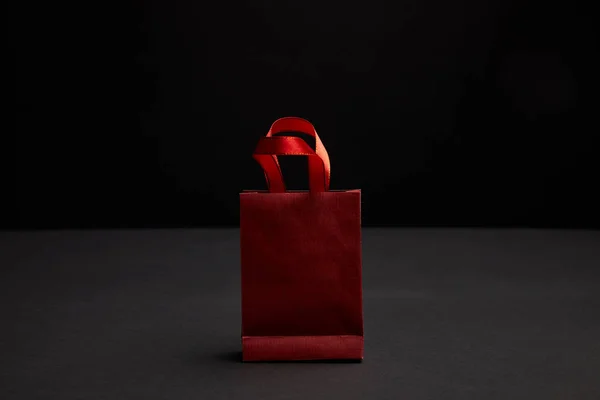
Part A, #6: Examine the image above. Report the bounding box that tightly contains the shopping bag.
[240,117,363,361]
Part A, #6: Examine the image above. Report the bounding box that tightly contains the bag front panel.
[240,191,363,338]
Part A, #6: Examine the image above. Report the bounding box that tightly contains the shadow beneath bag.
[213,351,243,362]
[212,351,362,364]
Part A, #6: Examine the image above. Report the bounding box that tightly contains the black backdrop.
[8,0,600,229]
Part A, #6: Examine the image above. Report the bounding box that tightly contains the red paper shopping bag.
[240,117,363,361]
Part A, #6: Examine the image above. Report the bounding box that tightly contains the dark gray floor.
[1,228,599,399]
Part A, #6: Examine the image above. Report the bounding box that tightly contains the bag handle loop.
[253,117,331,193]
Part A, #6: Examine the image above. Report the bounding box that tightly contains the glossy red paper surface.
[240,191,363,361]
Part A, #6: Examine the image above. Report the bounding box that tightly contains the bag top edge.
[240,189,360,194]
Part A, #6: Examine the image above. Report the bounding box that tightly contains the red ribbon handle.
[253,117,331,193]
